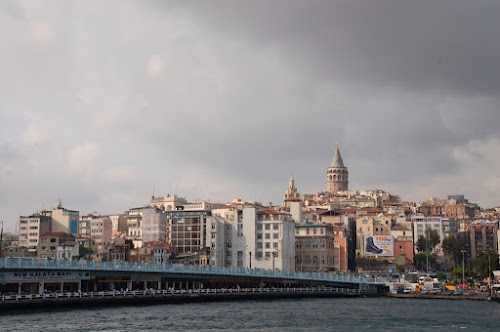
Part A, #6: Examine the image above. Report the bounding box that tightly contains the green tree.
[442,236,462,269]
[416,229,440,253]
[79,245,94,258]
[414,252,438,271]
[436,271,447,281]
[473,250,500,279]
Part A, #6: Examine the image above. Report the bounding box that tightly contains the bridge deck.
[0,258,372,285]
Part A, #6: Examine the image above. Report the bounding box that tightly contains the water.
[1,297,500,331]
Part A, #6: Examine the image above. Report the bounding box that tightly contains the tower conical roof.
[330,142,345,168]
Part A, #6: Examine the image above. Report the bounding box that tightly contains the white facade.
[207,206,295,271]
[18,215,51,252]
[411,215,457,256]
[56,243,79,260]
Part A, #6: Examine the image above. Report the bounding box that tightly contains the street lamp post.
[0,221,3,259]
[461,249,467,290]
[249,251,252,269]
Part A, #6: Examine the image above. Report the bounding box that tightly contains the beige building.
[295,222,336,272]
[38,232,76,260]
[42,201,79,235]
[355,215,392,258]
[90,216,113,256]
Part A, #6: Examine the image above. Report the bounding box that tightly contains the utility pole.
[0,221,4,259]
[461,249,467,290]
[249,251,252,269]
[426,227,429,272]
[488,253,492,294]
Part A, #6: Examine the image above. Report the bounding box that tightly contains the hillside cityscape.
[2,143,498,286]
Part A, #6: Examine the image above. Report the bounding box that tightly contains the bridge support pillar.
[157,281,161,290]
[127,281,132,291]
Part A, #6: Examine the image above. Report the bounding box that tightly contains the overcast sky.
[1,1,500,232]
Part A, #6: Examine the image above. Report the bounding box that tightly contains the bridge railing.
[0,258,366,284]
[0,286,362,303]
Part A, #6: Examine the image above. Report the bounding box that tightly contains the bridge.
[0,258,387,296]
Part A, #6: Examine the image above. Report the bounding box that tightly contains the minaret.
[326,142,349,194]
[284,177,299,201]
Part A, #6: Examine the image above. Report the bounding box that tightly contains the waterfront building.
[150,194,225,212]
[206,206,245,268]
[333,228,349,272]
[109,214,128,237]
[207,205,295,271]
[411,215,457,256]
[41,201,79,235]
[18,214,52,253]
[90,216,113,256]
[134,241,173,264]
[460,221,498,259]
[37,232,76,260]
[126,207,145,248]
[141,208,167,244]
[355,215,392,258]
[1,245,30,258]
[326,142,348,195]
[108,237,133,262]
[125,206,165,248]
[78,215,93,239]
[295,222,335,272]
[166,209,210,255]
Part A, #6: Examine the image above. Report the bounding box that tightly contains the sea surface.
[1,297,500,331]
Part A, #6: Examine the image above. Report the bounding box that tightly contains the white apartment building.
[411,214,457,256]
[207,206,295,271]
[18,214,52,253]
[126,207,166,248]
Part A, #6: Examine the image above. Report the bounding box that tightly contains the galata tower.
[326,142,348,194]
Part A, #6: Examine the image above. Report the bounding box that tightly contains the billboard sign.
[364,235,394,257]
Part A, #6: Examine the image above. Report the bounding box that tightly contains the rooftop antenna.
[152,184,155,199]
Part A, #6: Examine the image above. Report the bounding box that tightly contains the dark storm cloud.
[165,0,500,95]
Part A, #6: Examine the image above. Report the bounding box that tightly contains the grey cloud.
[1,1,500,231]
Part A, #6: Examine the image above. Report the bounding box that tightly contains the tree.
[416,229,440,253]
[436,271,447,281]
[442,236,462,269]
[473,250,500,279]
[414,252,438,271]
[79,245,94,258]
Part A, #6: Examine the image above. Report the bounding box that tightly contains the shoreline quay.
[0,287,364,313]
